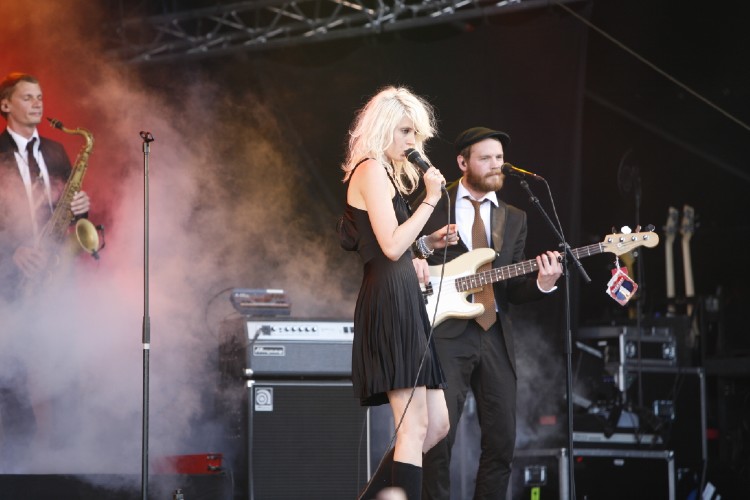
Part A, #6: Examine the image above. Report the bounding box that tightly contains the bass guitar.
[422,230,659,327]
[664,206,680,315]
[680,205,695,316]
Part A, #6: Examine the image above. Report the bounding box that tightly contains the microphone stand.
[139,131,155,500]
[516,177,590,500]
[632,173,645,415]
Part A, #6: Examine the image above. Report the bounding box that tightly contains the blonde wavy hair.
[342,86,436,195]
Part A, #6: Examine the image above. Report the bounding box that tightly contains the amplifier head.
[245,319,354,378]
[230,288,291,317]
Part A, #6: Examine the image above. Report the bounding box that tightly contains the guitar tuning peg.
[620,225,632,234]
[645,224,655,232]
[611,226,617,234]
[634,225,642,233]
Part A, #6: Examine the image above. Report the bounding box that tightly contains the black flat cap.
[454,127,511,152]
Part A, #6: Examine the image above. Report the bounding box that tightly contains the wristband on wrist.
[416,235,434,258]
[412,240,425,259]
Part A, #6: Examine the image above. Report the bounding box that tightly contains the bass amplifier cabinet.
[247,380,369,500]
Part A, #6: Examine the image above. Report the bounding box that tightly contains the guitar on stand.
[680,205,699,351]
[680,205,696,315]
[421,229,660,327]
[664,207,680,315]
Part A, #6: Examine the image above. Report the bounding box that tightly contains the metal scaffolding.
[104,0,578,64]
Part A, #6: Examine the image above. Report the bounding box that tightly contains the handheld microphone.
[501,162,545,181]
[405,148,446,190]
[404,148,431,173]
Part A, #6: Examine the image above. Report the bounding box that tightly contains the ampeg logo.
[253,345,285,356]
[254,387,274,412]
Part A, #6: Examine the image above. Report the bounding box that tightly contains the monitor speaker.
[247,380,369,500]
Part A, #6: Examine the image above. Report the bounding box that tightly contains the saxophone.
[39,117,100,254]
[21,118,101,294]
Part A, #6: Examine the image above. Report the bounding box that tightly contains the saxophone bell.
[75,218,101,260]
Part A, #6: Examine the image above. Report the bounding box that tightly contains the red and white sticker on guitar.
[606,266,638,306]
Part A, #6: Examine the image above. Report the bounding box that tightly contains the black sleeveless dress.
[343,169,446,406]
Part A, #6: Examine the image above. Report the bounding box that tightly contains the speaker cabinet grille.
[247,380,368,500]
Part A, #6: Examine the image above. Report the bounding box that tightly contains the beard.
[466,168,503,193]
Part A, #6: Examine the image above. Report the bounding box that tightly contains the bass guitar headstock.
[664,206,680,245]
[601,226,659,256]
[680,205,695,244]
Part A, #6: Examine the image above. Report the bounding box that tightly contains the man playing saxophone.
[0,71,92,470]
[0,72,90,284]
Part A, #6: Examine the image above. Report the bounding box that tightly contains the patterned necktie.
[26,138,51,227]
[468,198,496,330]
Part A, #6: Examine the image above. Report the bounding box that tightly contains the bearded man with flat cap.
[415,127,562,500]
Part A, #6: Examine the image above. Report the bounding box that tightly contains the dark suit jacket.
[0,129,72,180]
[0,129,73,299]
[420,179,547,376]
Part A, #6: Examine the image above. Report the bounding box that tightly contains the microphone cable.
[359,187,452,499]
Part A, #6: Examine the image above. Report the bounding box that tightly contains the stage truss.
[104,0,581,64]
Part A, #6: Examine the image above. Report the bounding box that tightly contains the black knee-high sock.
[392,460,422,500]
[358,447,395,500]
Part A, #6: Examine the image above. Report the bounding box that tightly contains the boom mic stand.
[139,130,155,500]
[630,168,646,417]
[616,151,646,412]
[515,177,590,500]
